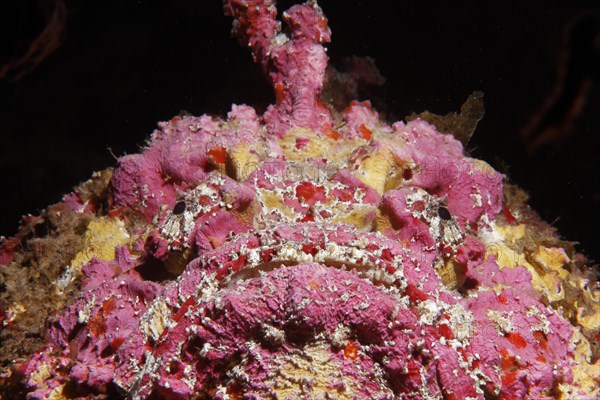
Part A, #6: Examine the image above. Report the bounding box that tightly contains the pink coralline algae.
[1,1,599,399]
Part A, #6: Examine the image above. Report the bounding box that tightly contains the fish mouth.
[162,220,419,314]
[205,222,409,289]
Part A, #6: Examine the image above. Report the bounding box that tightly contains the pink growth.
[225,0,332,137]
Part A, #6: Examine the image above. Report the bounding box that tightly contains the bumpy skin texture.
[1,1,598,399]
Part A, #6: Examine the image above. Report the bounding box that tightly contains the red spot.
[198,195,214,206]
[500,348,519,371]
[319,210,332,218]
[503,205,517,224]
[457,345,472,362]
[296,182,326,205]
[532,331,548,350]
[316,98,331,117]
[111,337,125,352]
[404,359,422,381]
[216,266,229,281]
[365,243,380,252]
[405,284,428,303]
[300,214,314,222]
[498,294,508,304]
[300,212,315,222]
[88,312,107,338]
[317,16,329,30]
[324,127,340,140]
[440,244,453,256]
[535,355,547,363]
[107,208,125,218]
[302,243,318,256]
[274,82,286,105]
[507,332,527,349]
[412,200,425,212]
[501,371,518,386]
[358,124,372,140]
[208,146,227,164]
[173,297,196,322]
[385,265,396,274]
[438,324,454,340]
[308,280,319,289]
[101,297,116,317]
[344,100,371,112]
[261,249,275,263]
[402,168,413,181]
[169,115,181,124]
[343,100,359,114]
[380,248,394,262]
[468,221,480,233]
[228,254,247,273]
[343,341,358,360]
[295,136,310,149]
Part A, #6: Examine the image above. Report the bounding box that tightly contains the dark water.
[1,0,599,265]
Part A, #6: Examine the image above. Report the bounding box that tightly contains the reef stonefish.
[0,1,598,399]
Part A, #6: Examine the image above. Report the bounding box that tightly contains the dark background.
[1,0,599,264]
